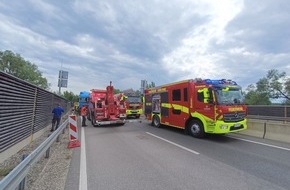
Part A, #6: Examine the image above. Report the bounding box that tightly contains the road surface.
[65,117,290,190]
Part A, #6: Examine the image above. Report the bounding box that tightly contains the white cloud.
[162,0,244,81]
[1,0,290,95]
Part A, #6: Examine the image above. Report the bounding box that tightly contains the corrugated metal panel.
[248,105,290,117]
[0,71,68,153]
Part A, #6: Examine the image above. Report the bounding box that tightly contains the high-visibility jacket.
[81,106,88,116]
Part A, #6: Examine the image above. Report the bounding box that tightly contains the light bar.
[204,79,237,85]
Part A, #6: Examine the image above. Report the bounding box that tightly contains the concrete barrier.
[264,122,290,144]
[235,119,290,144]
[237,120,265,138]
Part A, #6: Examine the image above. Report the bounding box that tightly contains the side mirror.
[207,88,214,105]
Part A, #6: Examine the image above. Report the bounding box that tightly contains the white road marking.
[146,132,200,155]
[79,126,88,190]
[229,136,290,152]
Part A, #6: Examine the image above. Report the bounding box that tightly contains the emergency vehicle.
[145,79,247,137]
[79,91,90,110]
[89,82,126,126]
[124,95,143,118]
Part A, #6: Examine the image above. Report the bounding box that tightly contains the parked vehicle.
[145,79,247,137]
[78,91,90,112]
[124,95,143,118]
[89,82,126,126]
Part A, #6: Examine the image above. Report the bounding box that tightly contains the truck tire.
[188,120,205,138]
[152,115,161,128]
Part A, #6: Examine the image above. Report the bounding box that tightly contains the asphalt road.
[65,117,290,190]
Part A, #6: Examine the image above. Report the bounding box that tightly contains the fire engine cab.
[144,79,247,137]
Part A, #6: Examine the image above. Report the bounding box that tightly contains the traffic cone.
[68,115,81,148]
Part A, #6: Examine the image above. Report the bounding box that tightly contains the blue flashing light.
[204,79,238,85]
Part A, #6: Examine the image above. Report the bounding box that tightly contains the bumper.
[126,109,143,115]
[95,119,126,126]
[206,119,248,134]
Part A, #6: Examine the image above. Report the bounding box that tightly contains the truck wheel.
[152,115,161,128]
[188,120,205,138]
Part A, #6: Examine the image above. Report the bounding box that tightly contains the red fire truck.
[89,82,126,126]
[144,79,247,137]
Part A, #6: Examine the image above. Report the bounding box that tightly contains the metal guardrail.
[0,119,68,190]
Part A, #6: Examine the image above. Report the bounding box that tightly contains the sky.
[0,0,290,95]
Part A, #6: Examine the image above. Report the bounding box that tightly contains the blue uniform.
[52,106,64,118]
[51,106,64,132]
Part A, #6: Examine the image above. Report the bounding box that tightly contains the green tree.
[0,50,48,89]
[62,91,78,102]
[146,81,155,88]
[244,84,271,105]
[114,88,122,94]
[261,69,290,100]
[244,69,290,104]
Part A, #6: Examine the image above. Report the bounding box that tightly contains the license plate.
[234,124,241,128]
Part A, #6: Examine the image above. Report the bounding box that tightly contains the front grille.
[129,106,141,109]
[224,112,246,122]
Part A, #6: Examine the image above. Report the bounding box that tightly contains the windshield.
[215,88,244,105]
[79,97,88,102]
[127,96,142,103]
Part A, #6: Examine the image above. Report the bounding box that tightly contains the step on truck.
[144,79,247,138]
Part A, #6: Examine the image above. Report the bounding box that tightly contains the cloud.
[162,0,244,81]
[0,0,290,95]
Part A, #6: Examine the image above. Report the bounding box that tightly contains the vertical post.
[263,122,267,139]
[284,105,287,124]
[45,147,51,158]
[45,134,50,158]
[58,70,62,95]
[18,154,28,190]
[56,135,60,142]
[30,88,38,143]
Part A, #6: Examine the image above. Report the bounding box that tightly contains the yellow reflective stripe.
[172,104,189,114]
[182,106,189,114]
[149,102,189,114]
[162,103,171,108]
[172,104,182,110]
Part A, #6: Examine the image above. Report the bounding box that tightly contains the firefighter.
[81,105,88,127]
